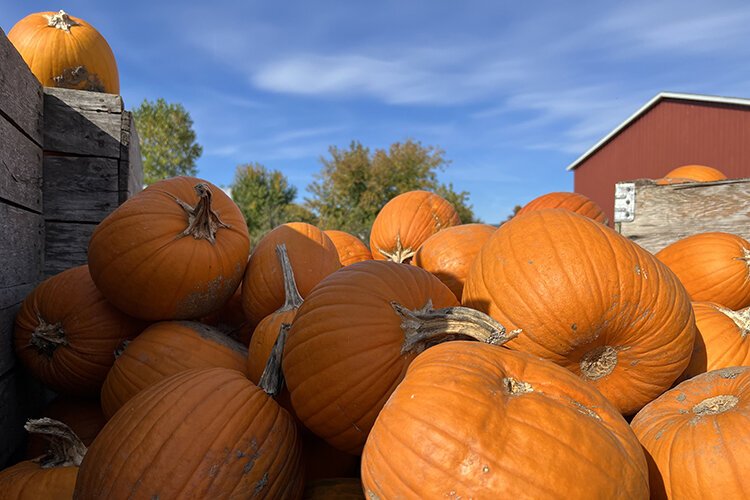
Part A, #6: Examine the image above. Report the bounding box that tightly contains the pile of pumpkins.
[1,162,748,499]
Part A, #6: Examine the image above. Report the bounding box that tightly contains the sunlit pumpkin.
[655,164,727,185]
[516,191,608,224]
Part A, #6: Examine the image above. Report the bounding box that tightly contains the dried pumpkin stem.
[392,300,521,355]
[174,183,230,245]
[716,305,750,338]
[276,244,304,311]
[378,234,415,263]
[259,323,290,397]
[45,10,80,32]
[25,418,87,468]
[30,314,67,357]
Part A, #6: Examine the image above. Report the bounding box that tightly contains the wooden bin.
[614,178,750,254]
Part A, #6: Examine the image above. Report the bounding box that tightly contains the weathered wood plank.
[0,204,44,288]
[43,156,119,222]
[43,90,123,158]
[617,178,750,253]
[0,283,35,379]
[119,111,144,203]
[0,28,43,145]
[43,87,122,114]
[0,115,42,212]
[44,222,97,278]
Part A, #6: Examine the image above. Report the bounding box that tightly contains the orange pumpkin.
[463,209,696,415]
[655,232,750,310]
[242,222,340,326]
[14,265,145,396]
[369,190,460,263]
[516,191,608,224]
[284,260,517,454]
[412,223,496,300]
[101,321,247,418]
[683,302,750,379]
[324,229,372,266]
[0,418,86,500]
[361,342,649,498]
[8,10,119,93]
[631,366,750,500]
[75,368,304,499]
[88,177,250,321]
[201,286,254,345]
[655,164,727,185]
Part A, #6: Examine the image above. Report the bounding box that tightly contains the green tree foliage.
[306,140,477,239]
[230,163,316,244]
[133,98,202,184]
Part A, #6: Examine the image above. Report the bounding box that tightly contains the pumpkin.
[369,190,461,263]
[412,223,496,300]
[655,232,750,310]
[284,260,518,454]
[0,418,86,500]
[324,230,372,266]
[14,265,145,396]
[463,209,696,415]
[74,367,304,499]
[26,397,106,459]
[361,342,649,498]
[101,320,247,418]
[516,191,608,224]
[242,222,340,326]
[88,177,250,321]
[201,286,254,345]
[631,366,750,500]
[8,10,119,93]
[682,302,750,379]
[304,479,364,499]
[247,244,304,384]
[655,164,727,185]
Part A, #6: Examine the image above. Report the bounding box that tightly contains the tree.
[230,163,316,244]
[133,98,202,185]
[305,140,477,239]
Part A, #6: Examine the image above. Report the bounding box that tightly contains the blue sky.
[2,1,749,223]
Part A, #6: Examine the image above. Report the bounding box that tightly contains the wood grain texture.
[0,283,35,378]
[617,178,750,253]
[0,204,43,288]
[0,28,43,146]
[42,89,123,158]
[43,222,97,278]
[43,156,119,222]
[119,111,144,203]
[0,115,42,212]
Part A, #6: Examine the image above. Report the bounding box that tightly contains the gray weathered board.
[615,178,750,253]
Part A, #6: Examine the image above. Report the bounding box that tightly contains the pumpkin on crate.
[682,302,750,379]
[0,418,86,500]
[631,366,750,500]
[75,367,305,499]
[655,232,750,310]
[324,229,372,266]
[516,191,609,224]
[361,342,649,498]
[412,223,496,300]
[655,164,727,185]
[8,10,119,93]
[242,222,340,326]
[283,260,518,454]
[369,190,461,263]
[88,177,250,321]
[100,321,247,418]
[13,265,146,397]
[463,209,696,415]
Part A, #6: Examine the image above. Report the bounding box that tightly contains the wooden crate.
[614,178,750,253]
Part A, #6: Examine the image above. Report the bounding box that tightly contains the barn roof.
[565,92,750,171]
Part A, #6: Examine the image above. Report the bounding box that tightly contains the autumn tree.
[133,98,202,184]
[305,140,477,239]
[230,163,316,244]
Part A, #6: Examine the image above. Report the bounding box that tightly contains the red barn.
[568,92,750,225]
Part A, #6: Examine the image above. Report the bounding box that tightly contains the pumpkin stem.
[377,234,415,264]
[44,10,80,32]
[30,313,67,357]
[392,300,521,355]
[276,244,304,311]
[692,395,739,417]
[174,183,230,245]
[259,323,290,396]
[715,305,750,339]
[25,418,87,468]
